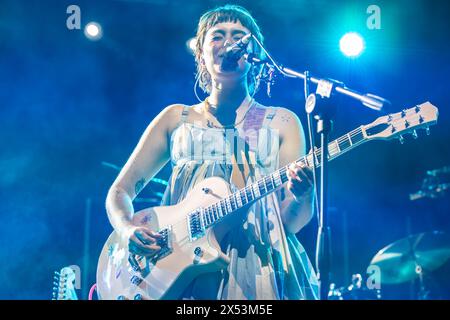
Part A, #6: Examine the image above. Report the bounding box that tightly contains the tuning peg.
[412,130,418,139]
[415,105,421,113]
[399,135,405,144]
[426,127,430,135]
[419,115,424,124]
[53,281,59,287]
[401,110,406,118]
[404,120,410,128]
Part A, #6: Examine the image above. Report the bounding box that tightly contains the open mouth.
[220,58,239,72]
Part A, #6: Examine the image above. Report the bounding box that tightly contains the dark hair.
[194,4,265,95]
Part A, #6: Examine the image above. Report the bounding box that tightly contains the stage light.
[339,32,365,58]
[84,22,102,41]
[186,37,197,55]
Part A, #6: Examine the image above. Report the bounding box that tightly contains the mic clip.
[257,65,276,98]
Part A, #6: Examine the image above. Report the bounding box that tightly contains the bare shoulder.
[160,103,186,121]
[259,105,304,138]
[152,103,189,134]
[272,107,301,126]
[264,106,307,158]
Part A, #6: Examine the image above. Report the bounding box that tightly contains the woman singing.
[105,4,319,300]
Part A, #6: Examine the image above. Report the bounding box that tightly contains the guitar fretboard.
[201,126,366,228]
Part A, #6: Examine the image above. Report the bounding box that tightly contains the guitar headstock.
[52,267,78,300]
[363,102,438,143]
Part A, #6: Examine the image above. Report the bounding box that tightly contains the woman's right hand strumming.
[121,225,162,257]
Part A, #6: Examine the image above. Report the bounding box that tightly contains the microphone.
[223,33,252,60]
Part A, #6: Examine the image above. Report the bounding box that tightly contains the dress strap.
[262,107,277,127]
[180,105,190,122]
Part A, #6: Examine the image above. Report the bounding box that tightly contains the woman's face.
[201,20,253,83]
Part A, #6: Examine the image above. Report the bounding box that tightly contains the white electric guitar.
[96,102,438,300]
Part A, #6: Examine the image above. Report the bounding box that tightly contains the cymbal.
[370,231,450,284]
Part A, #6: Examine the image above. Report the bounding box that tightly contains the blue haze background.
[0,0,449,299]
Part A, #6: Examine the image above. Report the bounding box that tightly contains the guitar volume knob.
[194,247,203,257]
[202,188,210,194]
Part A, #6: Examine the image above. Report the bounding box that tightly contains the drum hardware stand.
[407,234,431,300]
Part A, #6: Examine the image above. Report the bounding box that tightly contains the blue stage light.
[339,32,365,58]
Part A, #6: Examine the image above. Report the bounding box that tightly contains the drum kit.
[329,165,450,300]
[329,230,450,300]
[409,166,450,201]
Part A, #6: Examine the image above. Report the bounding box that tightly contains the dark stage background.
[0,0,449,299]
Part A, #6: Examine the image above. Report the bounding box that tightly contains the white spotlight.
[339,32,365,58]
[84,22,102,41]
[186,37,197,55]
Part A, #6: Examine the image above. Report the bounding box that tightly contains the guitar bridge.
[127,226,173,277]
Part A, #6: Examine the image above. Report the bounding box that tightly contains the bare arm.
[274,108,315,234]
[106,104,184,242]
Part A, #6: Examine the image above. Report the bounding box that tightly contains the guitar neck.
[200,126,367,228]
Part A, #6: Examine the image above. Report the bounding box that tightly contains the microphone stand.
[243,49,389,300]
[245,53,388,111]
[306,90,334,301]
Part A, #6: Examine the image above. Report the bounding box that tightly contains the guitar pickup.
[187,210,205,241]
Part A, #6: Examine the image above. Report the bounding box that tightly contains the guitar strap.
[228,107,292,279]
[229,106,275,189]
[228,104,265,189]
[230,133,255,189]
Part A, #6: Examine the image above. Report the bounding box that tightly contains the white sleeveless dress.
[160,103,319,300]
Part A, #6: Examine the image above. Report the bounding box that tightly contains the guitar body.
[97,176,241,300]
